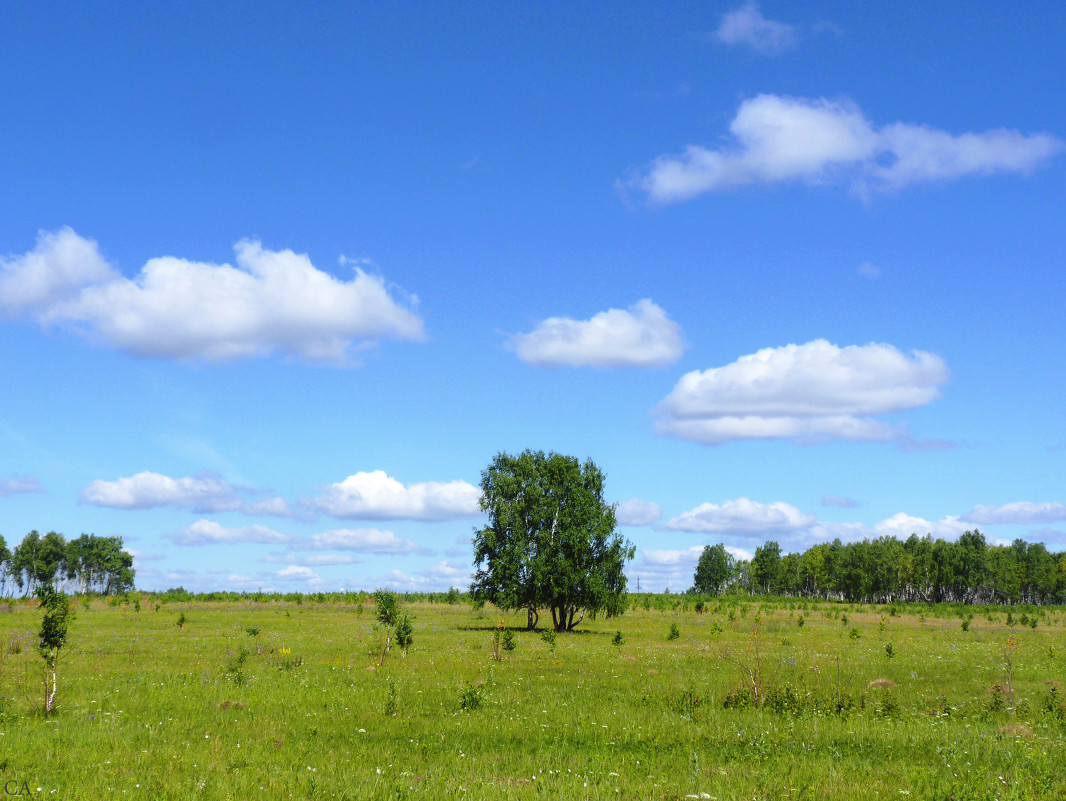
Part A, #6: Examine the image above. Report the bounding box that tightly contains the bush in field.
[667,622,680,640]
[373,589,414,661]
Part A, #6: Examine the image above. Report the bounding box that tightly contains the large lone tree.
[471,450,635,632]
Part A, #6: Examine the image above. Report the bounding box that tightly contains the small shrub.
[848,627,861,640]
[961,618,970,632]
[667,622,680,641]
[764,683,803,716]
[396,613,414,655]
[670,686,703,720]
[797,614,805,628]
[885,643,894,659]
[612,630,624,647]
[176,612,187,628]
[501,629,516,652]
[384,680,398,716]
[459,683,483,711]
[708,621,724,636]
[245,625,260,638]
[541,629,556,652]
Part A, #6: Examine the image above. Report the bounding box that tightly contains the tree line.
[693,531,1066,605]
[0,530,135,597]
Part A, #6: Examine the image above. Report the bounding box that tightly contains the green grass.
[1,596,1065,799]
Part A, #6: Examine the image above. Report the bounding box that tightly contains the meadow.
[1,594,1064,800]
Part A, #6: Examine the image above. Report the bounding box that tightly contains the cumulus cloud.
[654,339,949,445]
[0,475,43,496]
[508,299,686,368]
[276,565,321,583]
[308,470,481,521]
[82,471,244,513]
[80,471,292,516]
[0,228,425,363]
[662,497,815,536]
[962,501,1066,526]
[302,528,428,555]
[633,94,1062,203]
[614,498,664,527]
[714,3,797,55]
[171,519,295,546]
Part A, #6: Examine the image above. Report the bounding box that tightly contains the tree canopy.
[471,450,635,632]
[690,530,1066,605]
[1,531,134,596]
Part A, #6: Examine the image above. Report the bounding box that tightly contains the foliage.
[692,543,734,595]
[690,530,1066,605]
[8,531,134,596]
[471,450,635,632]
[36,584,74,713]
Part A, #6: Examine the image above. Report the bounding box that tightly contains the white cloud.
[82,471,244,512]
[508,299,686,368]
[171,519,295,546]
[80,471,294,516]
[372,560,471,591]
[0,228,425,363]
[302,528,428,555]
[714,3,797,55]
[308,470,481,521]
[614,498,664,526]
[662,497,815,537]
[0,475,43,496]
[654,339,949,445]
[872,513,967,540]
[634,94,1062,203]
[276,565,320,582]
[962,501,1066,526]
[0,228,117,316]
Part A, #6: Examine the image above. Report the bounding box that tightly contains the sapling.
[36,585,75,715]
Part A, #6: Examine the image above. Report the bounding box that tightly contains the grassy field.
[2,595,1065,800]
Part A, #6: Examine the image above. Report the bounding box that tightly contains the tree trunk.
[527,606,538,631]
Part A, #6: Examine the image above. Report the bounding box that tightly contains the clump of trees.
[0,531,135,597]
[471,450,634,632]
[692,531,1066,605]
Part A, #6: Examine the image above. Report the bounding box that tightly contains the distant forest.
[692,531,1066,605]
[0,531,135,597]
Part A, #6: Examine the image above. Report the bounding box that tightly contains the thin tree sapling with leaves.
[36,584,74,714]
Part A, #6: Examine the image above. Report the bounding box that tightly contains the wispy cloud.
[0,475,43,497]
[713,3,798,55]
[301,528,430,555]
[962,501,1066,526]
[821,495,859,509]
[631,94,1062,203]
[170,520,296,546]
[307,470,481,521]
[662,497,815,536]
[508,299,686,368]
[654,339,949,445]
[0,228,425,364]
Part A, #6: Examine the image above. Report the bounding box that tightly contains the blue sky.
[1,2,1064,593]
